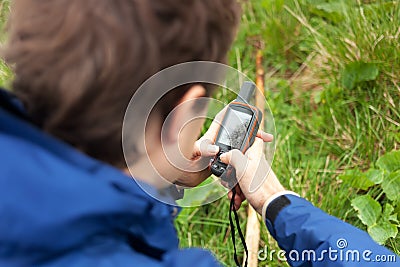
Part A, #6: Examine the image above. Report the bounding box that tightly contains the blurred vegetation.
[0,0,399,266]
[178,1,400,266]
[0,0,12,88]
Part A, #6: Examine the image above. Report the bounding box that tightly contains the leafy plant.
[341,150,400,245]
[341,61,379,90]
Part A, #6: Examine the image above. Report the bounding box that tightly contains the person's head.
[5,0,239,170]
[3,0,240,184]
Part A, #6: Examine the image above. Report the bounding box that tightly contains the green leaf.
[339,169,375,190]
[376,150,400,172]
[382,203,395,218]
[351,195,382,226]
[341,62,379,90]
[177,177,226,207]
[368,222,398,245]
[365,169,384,185]
[313,90,323,104]
[382,171,400,202]
[395,203,400,222]
[382,204,399,224]
[310,2,345,24]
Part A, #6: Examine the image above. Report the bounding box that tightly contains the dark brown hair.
[4,0,240,167]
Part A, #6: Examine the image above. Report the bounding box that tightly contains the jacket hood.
[0,90,179,265]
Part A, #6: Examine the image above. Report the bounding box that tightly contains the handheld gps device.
[210,82,263,183]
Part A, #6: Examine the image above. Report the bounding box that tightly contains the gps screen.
[218,108,252,149]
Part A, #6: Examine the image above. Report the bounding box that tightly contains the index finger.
[256,131,274,142]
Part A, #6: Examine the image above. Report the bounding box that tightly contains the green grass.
[176,1,400,266]
[0,1,399,266]
[0,0,12,89]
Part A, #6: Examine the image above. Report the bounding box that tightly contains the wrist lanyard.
[229,187,248,267]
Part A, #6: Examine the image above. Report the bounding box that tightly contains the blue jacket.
[0,89,221,266]
[265,195,399,266]
[0,89,398,266]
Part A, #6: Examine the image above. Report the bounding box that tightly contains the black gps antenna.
[236,81,256,104]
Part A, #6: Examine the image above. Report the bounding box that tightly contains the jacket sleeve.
[264,194,400,267]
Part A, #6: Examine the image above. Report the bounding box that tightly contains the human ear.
[161,85,208,162]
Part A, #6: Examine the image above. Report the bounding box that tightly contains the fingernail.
[263,132,274,140]
[207,145,219,154]
[219,153,227,161]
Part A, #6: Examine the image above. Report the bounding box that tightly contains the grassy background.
[177,1,400,266]
[1,0,399,266]
[0,0,12,88]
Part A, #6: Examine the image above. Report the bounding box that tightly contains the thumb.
[195,138,219,157]
[219,149,248,176]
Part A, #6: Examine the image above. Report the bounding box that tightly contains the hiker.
[0,0,398,266]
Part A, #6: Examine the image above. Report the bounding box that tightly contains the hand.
[173,139,218,188]
[220,137,285,214]
[175,106,274,188]
[173,107,227,187]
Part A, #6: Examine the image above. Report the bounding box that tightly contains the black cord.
[229,187,248,267]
